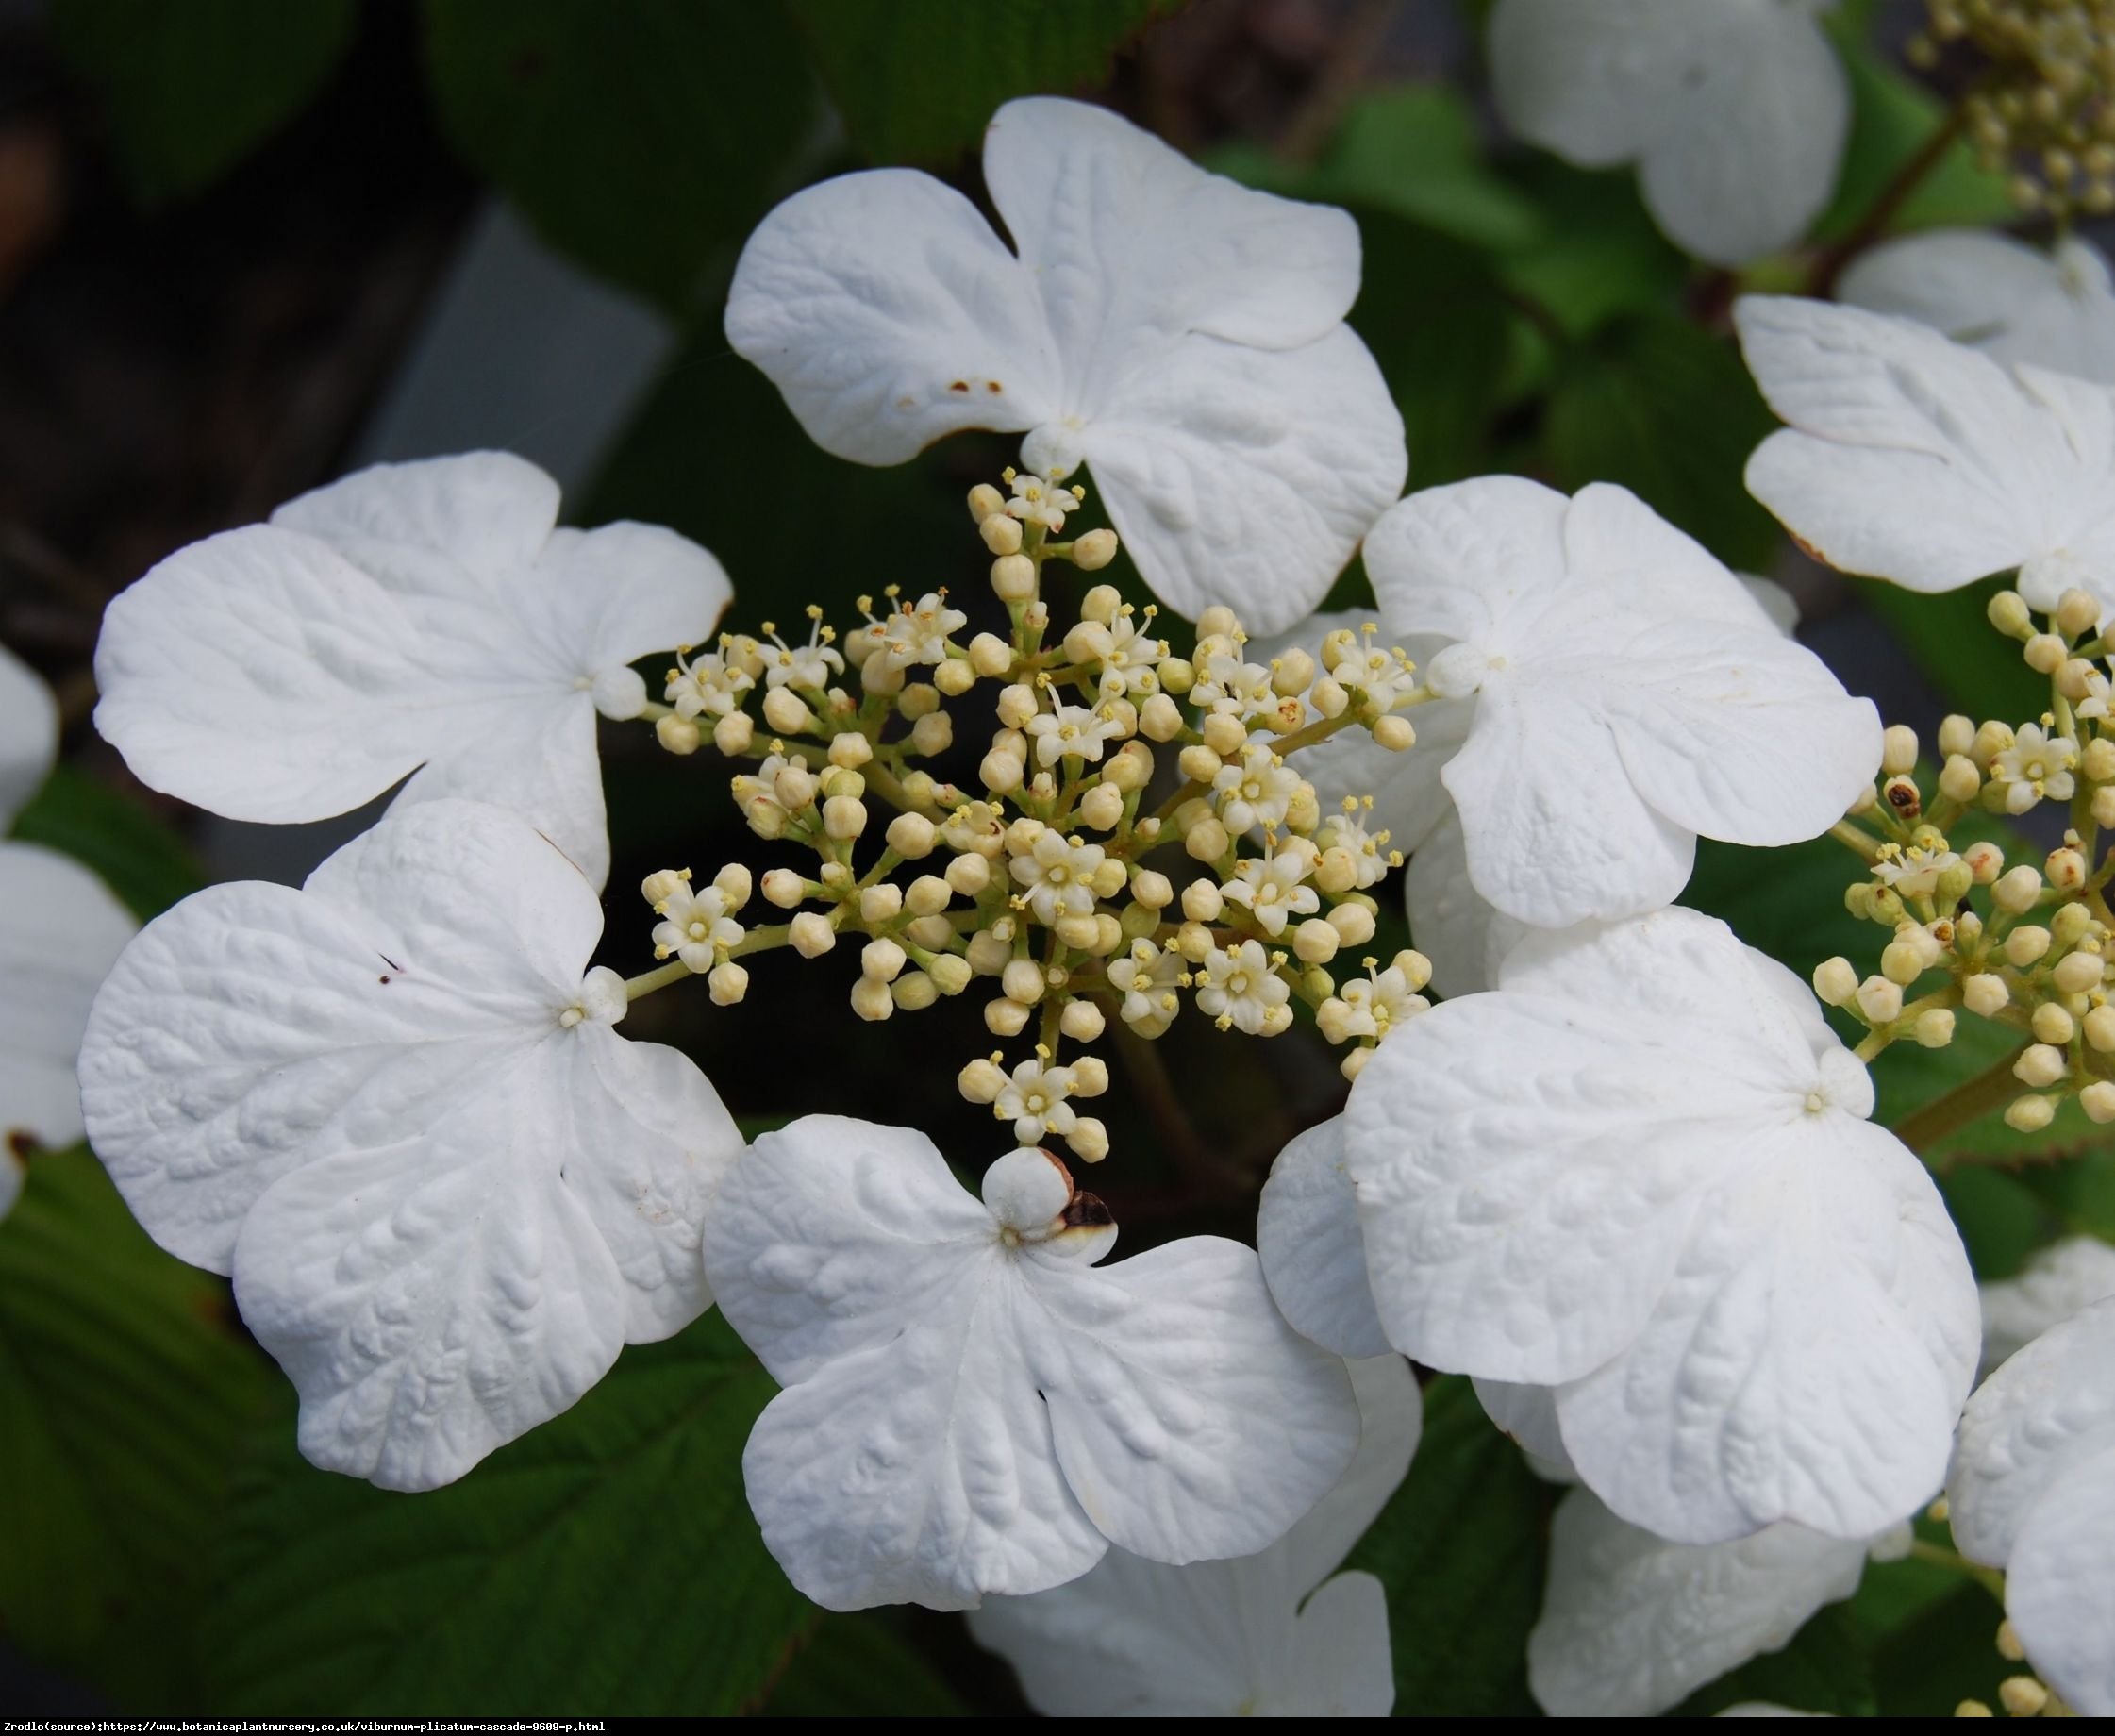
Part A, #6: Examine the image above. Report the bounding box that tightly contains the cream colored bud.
[757,868,801,910]
[1054,911,1099,951]
[1201,711,1248,757]
[982,996,1028,1037]
[1293,918,1341,964]
[1370,714,1414,752]
[858,884,903,926]
[1004,816,1045,855]
[1195,607,1239,638]
[874,813,930,861]
[1309,676,1349,718]
[1106,742,1154,791]
[2006,925,2053,966]
[1939,755,1982,802]
[707,960,749,1007]
[1855,976,1904,1024]
[2005,1094,2057,1133]
[1058,623,1109,670]
[789,912,836,959]
[945,853,991,896]
[901,875,949,919]
[1185,816,1230,863]
[1963,840,2005,884]
[771,763,815,810]
[1131,693,1178,742]
[849,976,894,1022]
[859,938,907,983]
[1178,744,1223,783]
[1093,913,1124,956]
[1059,999,1106,1043]
[641,868,690,907]
[1812,957,1859,1006]
[1066,1056,1107,1098]
[1065,1115,1110,1163]
[2095,786,2115,830]
[827,732,872,770]
[2083,1080,2115,1123]
[1072,528,1119,571]
[2034,1001,2077,1044]
[1914,1008,1956,1048]
[1396,950,1432,992]
[1994,865,2044,912]
[1175,921,1215,963]
[2089,1005,2115,1053]
[1180,879,1224,924]
[1002,959,1045,1005]
[712,711,755,756]
[2049,847,2089,892]
[963,932,1008,977]
[907,711,952,757]
[1089,860,1128,901]
[981,749,1026,798]
[762,689,814,737]
[931,657,974,697]
[1963,973,2010,1017]
[1340,1046,1373,1082]
[919,954,966,996]
[991,553,1036,599]
[1880,940,1931,985]
[2089,737,2115,783]
[1988,589,2033,637]
[656,713,702,756]
[713,864,753,911]
[966,634,1011,679]
[1311,847,1357,896]
[1881,725,1920,776]
[1283,786,1320,834]
[991,683,1033,728]
[2024,631,2068,674]
[889,970,937,1011]
[1157,656,1194,695]
[2015,1043,2068,1087]
[2058,656,2100,700]
[968,482,1005,523]
[900,916,948,951]
[980,512,1024,556]
[1938,713,1975,758]
[2055,947,2106,994]
[2058,586,2103,638]
[958,1056,1006,1103]
[1060,585,1113,628]
[2054,901,2094,946]
[823,795,867,840]
[1328,902,1377,946]
[1272,648,1316,696]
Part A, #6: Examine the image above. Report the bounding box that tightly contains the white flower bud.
[1372,714,1415,751]
[945,858,993,904]
[2089,1005,2115,1052]
[2032,1001,2075,1044]
[2024,632,2068,674]
[1812,957,1858,1006]
[712,864,753,911]
[850,976,894,1022]
[996,683,1038,728]
[1185,816,1230,862]
[2055,947,2106,994]
[1196,606,1240,638]
[828,732,873,770]
[958,1056,1006,1102]
[981,512,1024,555]
[1175,921,1214,963]
[1293,918,1340,964]
[1131,693,1179,742]
[656,713,702,756]
[789,911,837,959]
[1050,913,1096,950]
[1328,902,1377,946]
[2096,786,2115,828]
[2005,925,2052,966]
[761,686,813,734]
[2014,1043,2068,1087]
[1080,585,1123,625]
[1988,589,2032,637]
[2084,1080,2115,1123]
[824,795,868,840]
[1122,870,1170,911]
[1002,959,1045,1004]
[1072,528,1119,571]
[1341,1045,1373,1082]
[1937,713,1975,758]
[991,554,1036,600]
[858,884,903,925]
[2057,586,2103,638]
[985,996,1030,1037]
[1062,620,1111,665]
[1937,754,1981,802]
[2058,657,2100,700]
[934,657,977,696]
[891,970,938,1010]
[882,811,935,860]
[1059,999,1105,1042]
[1308,676,1349,719]
[1881,725,1919,776]
[1962,973,2009,1017]
[1079,783,1125,830]
[928,954,973,995]
[1913,1008,1955,1048]
[773,763,817,810]
[966,930,1010,976]
[1880,940,1931,986]
[2048,847,2088,892]
[1855,976,1904,1024]
[1272,648,1316,697]
[861,938,907,983]
[1177,744,1223,783]
[1963,840,2005,884]
[1157,657,1194,696]
[641,868,690,907]
[2005,1093,2057,1132]
[2088,737,2115,782]
[2053,902,2093,946]
[699,960,745,1006]
[980,747,1025,795]
[1993,865,2043,913]
[968,482,1005,523]
[903,874,951,918]
[1201,711,1248,757]
[712,711,755,756]
[968,633,1013,677]
[1065,1116,1110,1163]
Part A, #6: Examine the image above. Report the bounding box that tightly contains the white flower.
[1107,938,1182,1032]
[1221,846,1318,938]
[1212,742,1302,836]
[1739,294,2115,609]
[760,609,844,690]
[92,454,728,891]
[1006,468,1082,533]
[1025,702,1123,768]
[1191,647,1278,719]
[1314,799,1395,891]
[724,97,1406,633]
[1343,908,1980,1544]
[1871,842,1960,897]
[1094,610,1168,700]
[1315,480,1877,991]
[1528,1488,1891,1718]
[1990,723,2077,814]
[1947,1295,2115,1716]
[701,1128,1360,1611]
[1320,956,1432,1046]
[1978,1235,2115,1374]
[1489,0,1849,267]
[992,1057,1078,1145]
[1009,830,1104,925]
[76,799,742,1491]
[1259,1115,1392,1360]
[1840,231,2115,384]
[650,883,743,973]
[969,1353,1417,1717]
[664,644,754,719]
[0,643,136,1181]
[853,591,968,675]
[1195,938,1291,1035]
[1323,623,1421,710]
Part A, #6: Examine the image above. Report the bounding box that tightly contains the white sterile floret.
[1220,846,1318,938]
[1213,742,1302,835]
[1947,1295,2115,1715]
[1258,1115,1392,1360]
[1527,1488,1888,1718]
[992,1057,1079,1146]
[92,453,729,891]
[1010,830,1104,925]
[1488,0,1849,267]
[724,97,1405,633]
[1107,938,1182,1032]
[1978,1235,2115,1373]
[969,1353,1418,1716]
[1025,702,1123,767]
[1344,908,1980,1544]
[1195,938,1291,1035]
[650,882,743,974]
[76,799,742,1491]
[1840,231,2115,383]
[701,1120,1361,1611]
[1300,480,1878,991]
[0,643,137,1178]
[1738,295,2115,609]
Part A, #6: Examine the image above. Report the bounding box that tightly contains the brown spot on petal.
[987,380,1003,394]
[948,380,970,393]
[1061,1191,1111,1229]
[7,1127,39,1160]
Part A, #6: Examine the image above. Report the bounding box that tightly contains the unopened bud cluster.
[630,469,1441,1161]
[1821,582,2115,1132]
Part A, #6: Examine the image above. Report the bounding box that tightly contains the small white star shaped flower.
[76,799,743,1491]
[1490,0,1847,267]
[760,610,844,691]
[1739,294,2115,609]
[665,645,755,720]
[0,643,137,1182]
[1025,703,1123,768]
[1213,742,1302,836]
[1344,908,1980,1544]
[1978,1235,2115,1374]
[724,97,1406,634]
[853,591,968,677]
[702,1126,1360,1611]
[968,1353,1418,1717]
[1107,938,1182,1034]
[1947,1294,2115,1716]
[92,453,729,890]
[1990,723,2078,814]
[1093,611,1168,700]
[1840,231,2115,384]
[1010,830,1105,926]
[1221,846,1319,938]
[1528,1487,1893,1718]
[651,882,743,973]
[1196,938,1292,1035]
[992,1057,1079,1146]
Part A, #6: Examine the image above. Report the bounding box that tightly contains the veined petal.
[0,641,56,829]
[1405,809,1524,997]
[1363,476,1574,648]
[1258,1116,1392,1360]
[2005,1452,2115,1716]
[1474,1377,1575,1478]
[1978,1235,2115,1374]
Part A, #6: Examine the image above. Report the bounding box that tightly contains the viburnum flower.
[701,1127,1359,1611]
[760,609,844,691]
[650,881,744,974]
[1213,742,1302,835]
[1840,231,2115,383]
[1947,1295,2115,1716]
[665,643,756,720]
[1978,1235,2115,1373]
[852,590,968,676]
[1024,702,1123,768]
[1091,609,1168,700]
[1191,646,1280,720]
[92,453,729,889]
[1107,937,1182,1034]
[1010,830,1105,925]
[1528,1488,1903,1718]
[1739,295,2115,609]
[723,96,1406,633]
[1342,909,1980,1544]
[0,644,136,1193]
[1220,845,1318,938]
[77,799,742,1491]
[1990,722,2078,815]
[1195,938,1292,1035]
[968,1353,1418,1717]
[1487,0,1849,267]
[1258,1115,1392,1361]
[992,1056,1080,1146]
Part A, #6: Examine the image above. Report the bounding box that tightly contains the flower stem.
[1892,1043,2029,1159]
[1907,1538,2008,1602]
[1807,108,1967,295]
[623,960,693,1001]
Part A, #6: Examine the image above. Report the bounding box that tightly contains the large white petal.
[1056,326,1405,634]
[0,641,56,829]
[1282,1352,1422,1594]
[1527,1488,1870,1717]
[1978,1235,2115,1373]
[0,842,135,1152]
[1475,1377,1575,1478]
[1257,1115,1391,1360]
[1561,482,1803,634]
[1362,476,1574,648]
[2005,1450,2115,1716]
[1404,809,1524,997]
[723,167,1060,465]
[1490,0,1717,165]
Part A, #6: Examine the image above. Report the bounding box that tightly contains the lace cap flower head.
[1947,1294,2115,1715]
[77,799,742,1491]
[1738,294,2115,609]
[92,452,732,890]
[968,1353,1417,1717]
[701,1122,1361,1611]
[1840,231,2115,384]
[1488,0,1849,266]
[0,643,136,1192]
[1341,908,1980,1544]
[723,96,1407,634]
[1977,1234,2115,1375]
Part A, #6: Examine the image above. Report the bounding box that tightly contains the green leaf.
[202,1311,810,1717]
[50,0,355,203]
[1540,311,1783,572]
[0,1145,271,1706]
[421,0,824,312]
[788,0,1173,166]
[11,764,205,921]
[1869,1579,2011,1716]
[1342,1375,1549,1716]
[1854,576,2047,727]
[1498,159,1689,341]
[1671,1605,1877,1719]
[763,1613,969,1716]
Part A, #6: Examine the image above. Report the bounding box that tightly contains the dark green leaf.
[1497,159,1689,341]
[1342,1375,1549,1716]
[1854,577,2046,728]
[0,1145,270,1706]
[11,764,206,921]
[788,0,1173,166]
[50,0,355,202]
[1671,1605,1876,1719]
[202,1310,809,1717]
[421,0,824,312]
[763,1613,969,1716]
[1869,1579,2011,1716]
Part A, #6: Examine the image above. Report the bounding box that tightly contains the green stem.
[623,960,693,1001]
[1807,108,1966,295]
[1907,1539,2007,1602]
[1892,1043,2029,1159]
